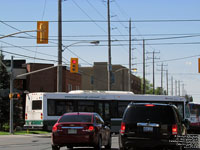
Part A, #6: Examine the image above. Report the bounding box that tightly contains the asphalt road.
[0,134,199,150]
[0,133,119,150]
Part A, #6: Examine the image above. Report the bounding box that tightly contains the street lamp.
[62,40,100,52]
[57,40,100,92]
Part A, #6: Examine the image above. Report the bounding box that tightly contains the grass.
[0,130,50,135]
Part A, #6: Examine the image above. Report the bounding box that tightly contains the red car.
[51,112,111,150]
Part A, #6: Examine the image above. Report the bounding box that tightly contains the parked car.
[119,103,187,150]
[51,112,111,150]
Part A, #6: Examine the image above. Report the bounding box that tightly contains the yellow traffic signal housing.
[70,58,78,73]
[37,21,49,44]
[198,58,200,73]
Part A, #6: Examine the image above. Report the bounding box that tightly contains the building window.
[91,76,94,85]
[68,84,72,91]
[111,73,115,84]
[76,86,79,90]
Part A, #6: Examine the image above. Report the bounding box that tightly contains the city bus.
[24,90,190,132]
[188,102,200,133]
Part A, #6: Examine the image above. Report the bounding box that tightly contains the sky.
[1,0,200,102]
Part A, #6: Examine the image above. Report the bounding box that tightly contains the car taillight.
[145,104,155,107]
[88,126,94,131]
[120,122,125,134]
[83,125,95,132]
[41,113,43,119]
[52,123,61,132]
[25,113,27,120]
[172,124,178,135]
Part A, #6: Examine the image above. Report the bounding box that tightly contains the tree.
[0,51,10,130]
[0,51,9,89]
[140,77,167,95]
[185,94,193,102]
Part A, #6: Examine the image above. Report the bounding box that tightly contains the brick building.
[79,62,141,94]
[26,63,81,93]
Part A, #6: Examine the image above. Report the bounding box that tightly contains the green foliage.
[0,51,10,130]
[185,94,193,102]
[0,51,24,131]
[140,77,166,95]
[0,51,9,89]
[0,130,50,135]
[2,123,9,132]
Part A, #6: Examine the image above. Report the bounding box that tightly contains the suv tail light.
[52,123,62,132]
[120,122,126,134]
[172,124,178,135]
[25,113,27,120]
[145,104,155,107]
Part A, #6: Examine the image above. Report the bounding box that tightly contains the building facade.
[80,62,141,94]
[26,63,81,93]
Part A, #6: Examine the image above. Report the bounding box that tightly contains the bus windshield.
[32,100,42,110]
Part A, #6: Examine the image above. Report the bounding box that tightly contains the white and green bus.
[24,90,190,132]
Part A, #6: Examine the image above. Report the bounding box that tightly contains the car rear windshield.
[59,115,92,123]
[124,105,175,124]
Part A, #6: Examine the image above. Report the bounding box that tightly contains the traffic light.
[9,93,21,100]
[70,58,78,73]
[37,21,49,44]
[199,58,200,73]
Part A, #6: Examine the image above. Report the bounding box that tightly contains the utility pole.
[161,63,163,92]
[158,63,167,94]
[128,18,131,91]
[175,80,177,96]
[57,0,62,92]
[146,51,159,94]
[107,0,112,91]
[171,76,173,96]
[9,56,13,134]
[143,40,145,94]
[166,70,168,95]
[182,83,185,96]
[178,80,181,96]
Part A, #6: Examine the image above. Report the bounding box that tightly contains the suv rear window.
[124,105,175,124]
[59,115,92,123]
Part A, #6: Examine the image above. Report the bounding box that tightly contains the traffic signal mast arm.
[0,30,38,39]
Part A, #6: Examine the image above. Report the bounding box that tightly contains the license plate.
[68,129,77,134]
[143,127,153,132]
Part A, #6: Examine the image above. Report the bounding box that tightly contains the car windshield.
[124,105,175,124]
[59,114,92,123]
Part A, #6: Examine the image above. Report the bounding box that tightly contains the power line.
[0,40,57,58]
[2,19,200,23]
[1,49,57,62]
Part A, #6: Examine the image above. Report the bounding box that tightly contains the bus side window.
[65,102,73,113]
[48,99,55,116]
[105,102,110,121]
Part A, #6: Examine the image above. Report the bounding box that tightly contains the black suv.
[119,103,187,150]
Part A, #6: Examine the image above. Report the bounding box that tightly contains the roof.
[63,112,96,116]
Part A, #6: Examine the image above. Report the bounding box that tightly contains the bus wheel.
[52,145,60,150]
